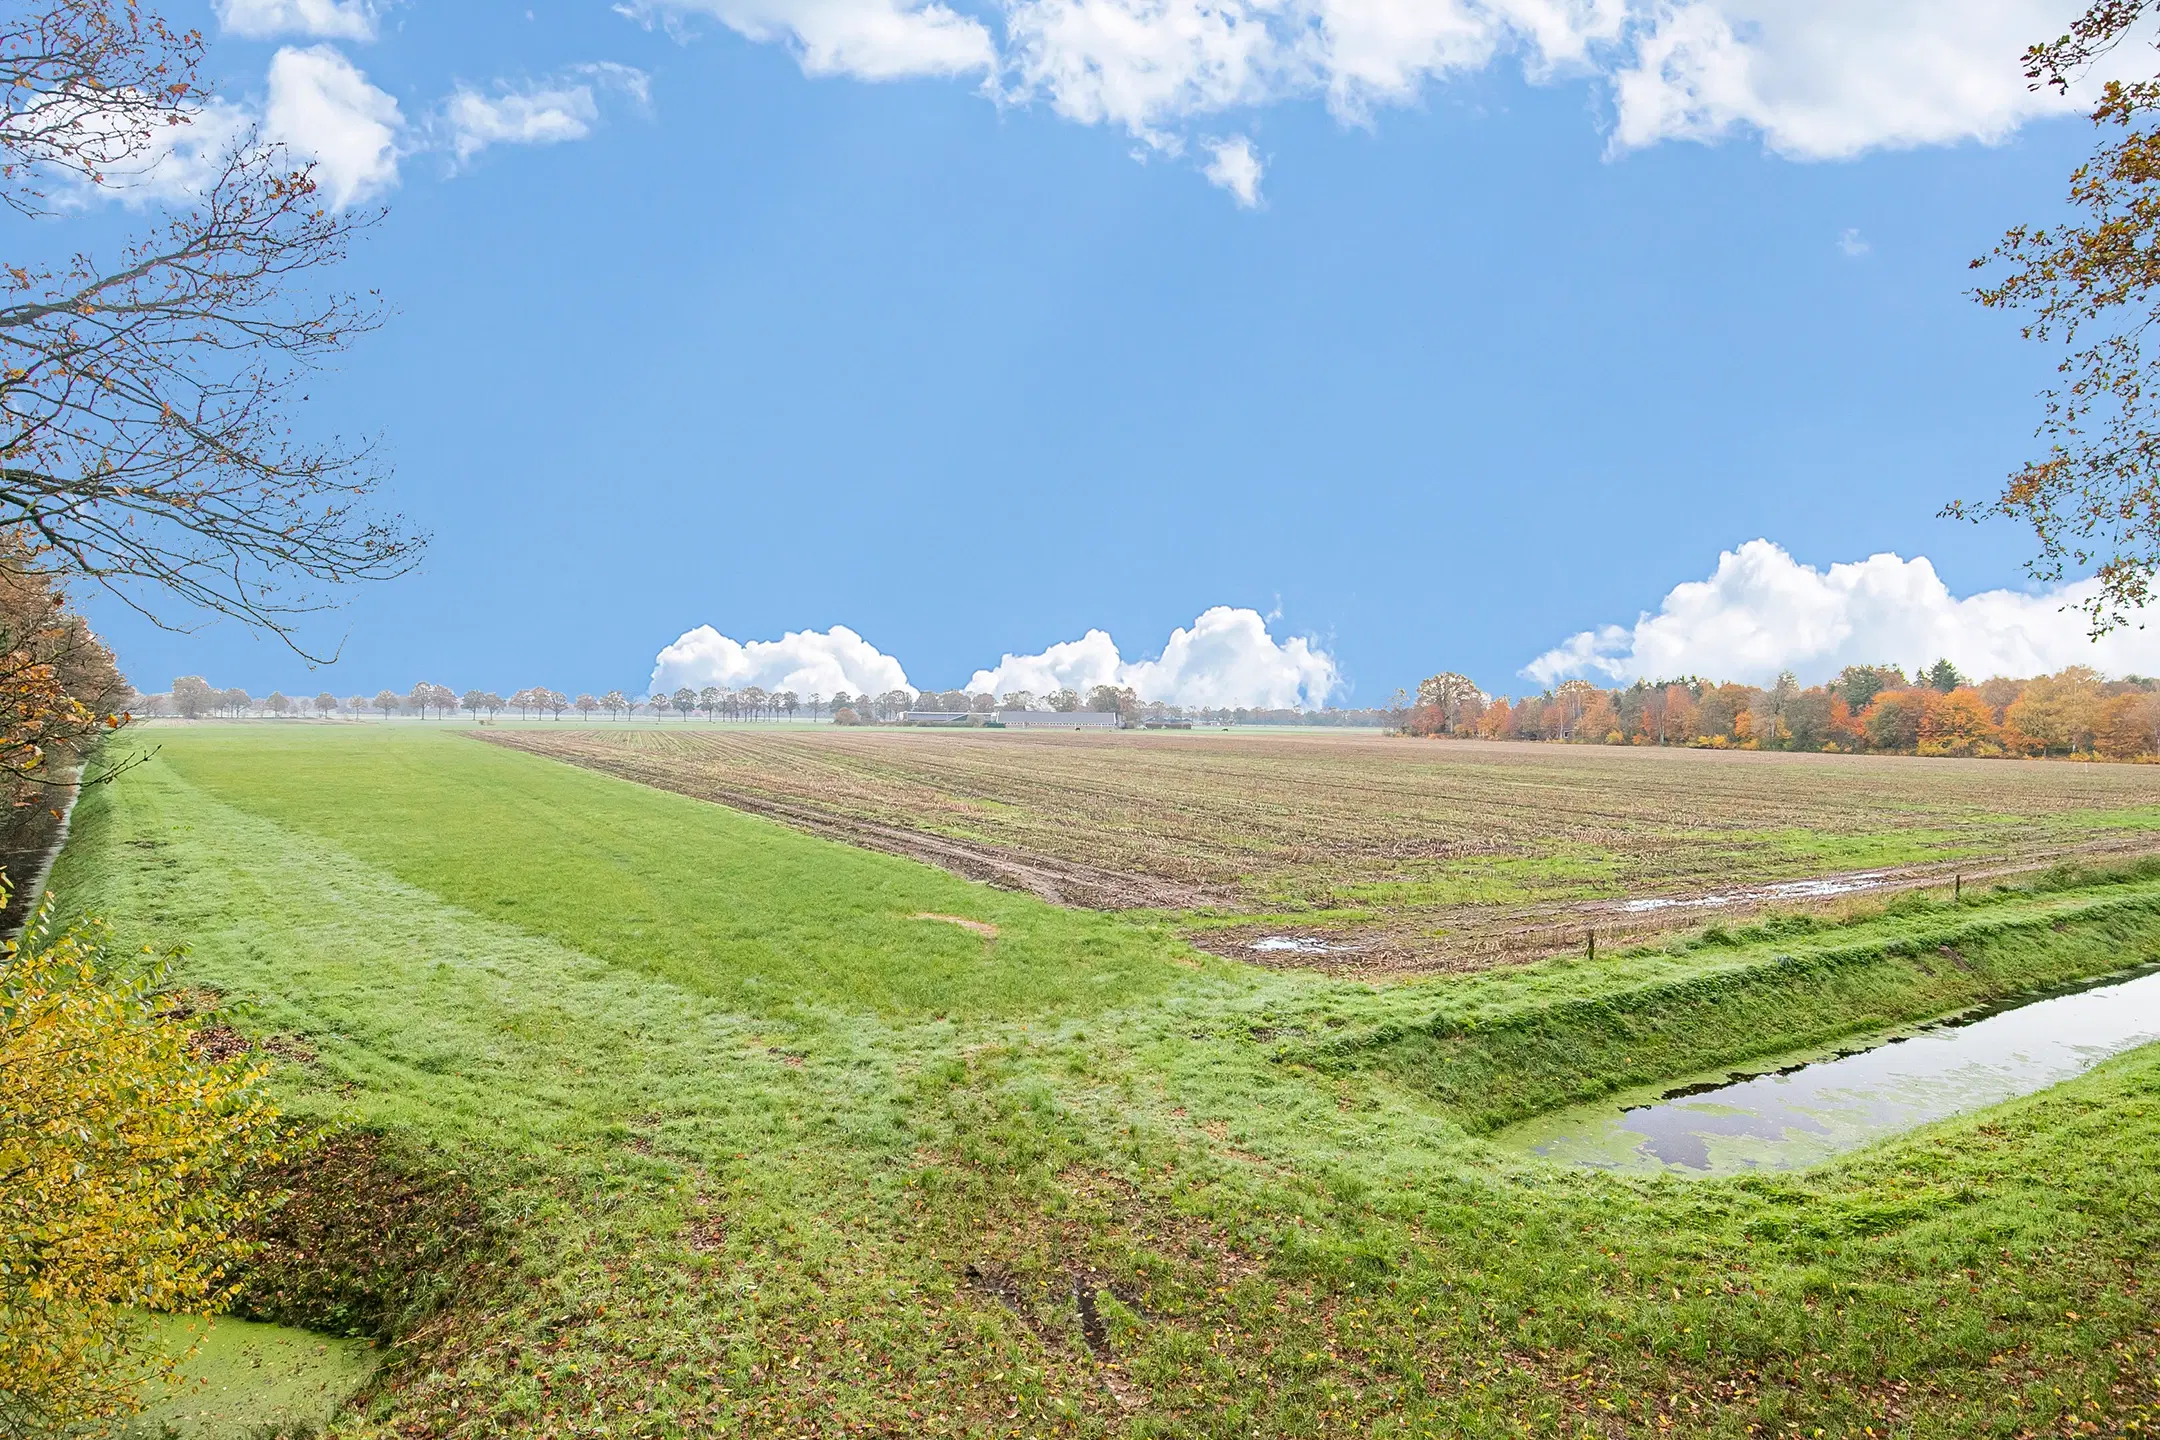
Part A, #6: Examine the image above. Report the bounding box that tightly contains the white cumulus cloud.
[443,64,649,165]
[1202,134,1262,205]
[650,624,913,697]
[968,606,1338,708]
[618,0,994,79]
[441,64,649,163]
[622,0,2141,198]
[264,45,404,206]
[50,46,640,212]
[46,94,256,205]
[444,83,598,161]
[216,0,379,42]
[1604,1,2106,160]
[1523,540,2160,689]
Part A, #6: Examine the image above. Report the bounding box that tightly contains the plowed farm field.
[484,725,2160,972]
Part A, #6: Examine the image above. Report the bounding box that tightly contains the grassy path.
[54,727,2160,1437]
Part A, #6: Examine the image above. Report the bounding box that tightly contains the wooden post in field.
[1955,874,1962,902]
[1586,930,1596,963]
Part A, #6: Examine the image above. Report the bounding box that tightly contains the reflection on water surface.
[1498,964,2160,1175]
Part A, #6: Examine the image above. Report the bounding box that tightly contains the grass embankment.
[1289,877,2160,1130]
[54,726,2160,1438]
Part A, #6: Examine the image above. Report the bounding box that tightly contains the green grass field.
[55,725,2160,1437]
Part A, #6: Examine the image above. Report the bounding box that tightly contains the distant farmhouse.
[899,708,1128,730]
[997,710,1119,730]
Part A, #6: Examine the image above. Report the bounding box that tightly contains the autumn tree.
[1860,689,1930,752]
[1951,1,2160,628]
[1696,682,1755,741]
[2096,690,2160,756]
[672,686,696,721]
[601,688,628,720]
[1919,689,2001,756]
[2006,666,2104,752]
[1577,691,1620,741]
[372,688,397,720]
[1415,672,1483,736]
[0,897,284,1438]
[314,691,336,717]
[575,692,598,720]
[0,541,128,792]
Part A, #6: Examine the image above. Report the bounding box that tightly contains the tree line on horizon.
[1407,663,2160,760]
[134,678,1402,728]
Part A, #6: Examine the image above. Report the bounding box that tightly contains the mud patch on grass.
[914,912,1000,938]
[962,1260,1149,1409]
[1617,871,1888,913]
[173,990,319,1068]
[683,1212,728,1253]
[1249,934,1355,955]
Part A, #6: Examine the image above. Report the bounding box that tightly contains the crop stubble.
[483,726,2160,972]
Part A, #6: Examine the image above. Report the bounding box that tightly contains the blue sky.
[60,0,2141,703]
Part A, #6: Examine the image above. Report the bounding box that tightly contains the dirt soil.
[482,726,2160,976]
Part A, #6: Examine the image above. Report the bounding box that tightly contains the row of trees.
[141,679,1405,729]
[1407,664,2160,759]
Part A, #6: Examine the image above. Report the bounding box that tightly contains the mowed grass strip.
[54,725,2160,1438]
[133,724,1186,1018]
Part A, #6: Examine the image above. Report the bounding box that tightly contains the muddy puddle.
[1494,963,2160,1176]
[1249,935,1357,955]
[1615,872,1888,914]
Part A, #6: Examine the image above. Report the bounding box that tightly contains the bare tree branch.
[0,1,423,660]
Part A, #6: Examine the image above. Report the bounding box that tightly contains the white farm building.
[997,710,1119,729]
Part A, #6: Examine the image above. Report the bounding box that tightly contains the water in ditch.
[1496,964,2160,1176]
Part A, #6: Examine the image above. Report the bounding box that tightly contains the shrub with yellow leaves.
[0,893,282,1439]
